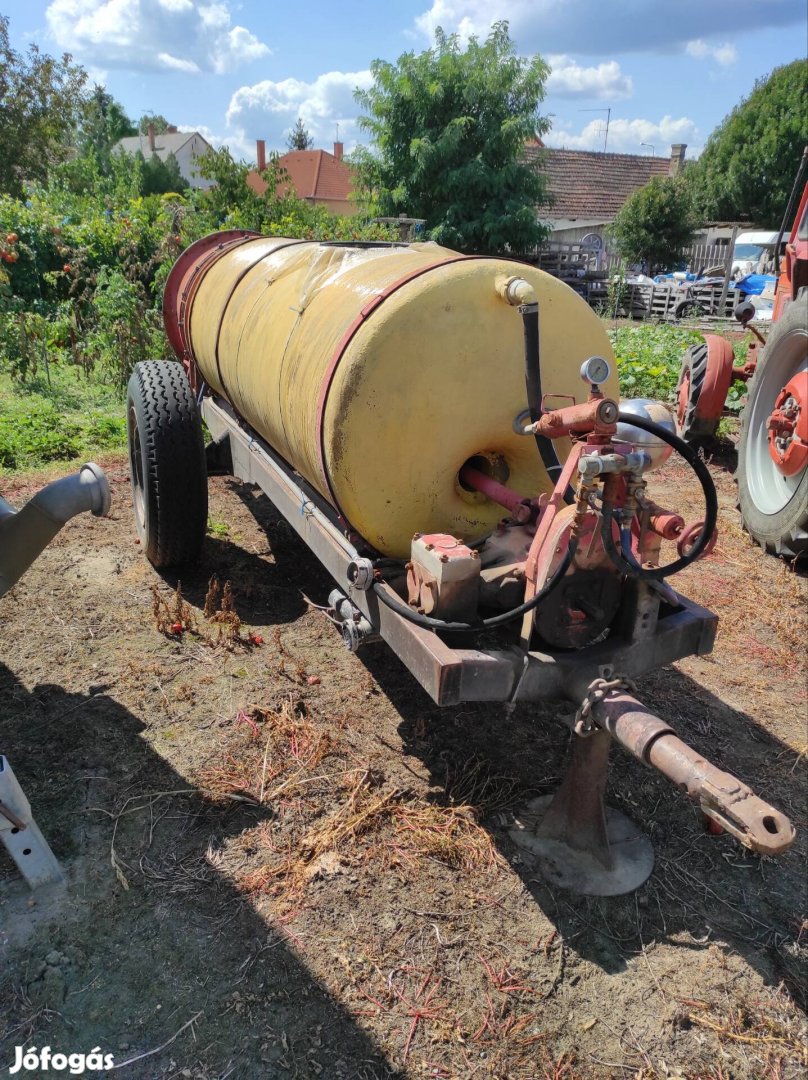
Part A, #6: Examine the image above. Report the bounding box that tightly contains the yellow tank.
[166,236,616,558]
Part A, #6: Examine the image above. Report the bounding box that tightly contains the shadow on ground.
[356,631,806,1000]
[0,664,404,1080]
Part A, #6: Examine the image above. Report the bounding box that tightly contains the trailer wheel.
[127,360,208,568]
[737,299,808,558]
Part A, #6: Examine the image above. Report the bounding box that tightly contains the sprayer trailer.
[127,231,795,897]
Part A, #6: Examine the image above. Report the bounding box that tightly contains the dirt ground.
[0,445,805,1080]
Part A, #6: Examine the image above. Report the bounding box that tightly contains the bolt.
[425,543,434,551]
[439,554,449,563]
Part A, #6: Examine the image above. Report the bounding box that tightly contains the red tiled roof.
[248,148,355,203]
[526,146,671,220]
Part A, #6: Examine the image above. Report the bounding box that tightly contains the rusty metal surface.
[509,730,655,895]
[588,690,795,857]
[204,397,719,708]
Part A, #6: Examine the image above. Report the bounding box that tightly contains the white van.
[730,230,780,277]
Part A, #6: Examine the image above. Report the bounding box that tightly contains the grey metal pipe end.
[29,462,111,523]
[79,463,112,518]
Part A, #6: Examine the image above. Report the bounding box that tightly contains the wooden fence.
[680,242,730,273]
[620,282,741,320]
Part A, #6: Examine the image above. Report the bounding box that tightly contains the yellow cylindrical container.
[168,237,616,558]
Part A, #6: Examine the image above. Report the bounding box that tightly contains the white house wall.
[175,135,214,190]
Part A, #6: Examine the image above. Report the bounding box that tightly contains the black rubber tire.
[737,298,808,558]
[674,298,707,320]
[127,360,208,568]
[677,340,719,443]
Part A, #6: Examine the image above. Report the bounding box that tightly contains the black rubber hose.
[600,412,718,580]
[372,538,577,634]
[521,306,571,501]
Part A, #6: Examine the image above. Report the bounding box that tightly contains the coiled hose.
[600,412,718,580]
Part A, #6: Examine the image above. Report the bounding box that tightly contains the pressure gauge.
[580,355,611,386]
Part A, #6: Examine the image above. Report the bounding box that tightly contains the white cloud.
[414,0,803,54]
[546,55,632,99]
[226,70,373,155]
[45,0,270,74]
[547,114,700,156]
[686,39,738,66]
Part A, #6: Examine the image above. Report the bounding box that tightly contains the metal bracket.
[0,756,64,889]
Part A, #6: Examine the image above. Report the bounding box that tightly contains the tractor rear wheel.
[737,298,808,558]
[127,360,208,568]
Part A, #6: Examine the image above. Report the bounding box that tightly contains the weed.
[206,516,230,539]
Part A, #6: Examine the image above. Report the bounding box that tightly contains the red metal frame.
[162,230,260,391]
[774,181,808,322]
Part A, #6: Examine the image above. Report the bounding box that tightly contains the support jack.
[510,730,654,896]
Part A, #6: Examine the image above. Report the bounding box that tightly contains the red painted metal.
[529,396,618,440]
[767,370,808,476]
[162,230,260,390]
[774,181,808,322]
[647,508,684,541]
[458,465,533,522]
[676,520,718,560]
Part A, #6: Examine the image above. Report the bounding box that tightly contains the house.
[525,140,688,246]
[114,125,214,190]
[246,140,358,216]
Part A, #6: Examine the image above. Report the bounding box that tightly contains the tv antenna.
[578,107,611,153]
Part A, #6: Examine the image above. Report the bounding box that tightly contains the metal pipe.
[587,689,795,857]
[458,464,533,522]
[0,463,110,597]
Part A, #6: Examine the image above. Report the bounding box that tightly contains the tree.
[688,60,808,227]
[287,118,313,151]
[139,114,169,135]
[78,85,136,175]
[610,176,697,274]
[353,22,551,255]
[0,15,87,197]
[137,150,189,196]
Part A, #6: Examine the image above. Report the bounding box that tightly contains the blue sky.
[3,0,806,164]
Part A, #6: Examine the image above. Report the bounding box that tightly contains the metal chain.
[573,675,637,737]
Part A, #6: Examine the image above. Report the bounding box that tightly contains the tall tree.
[610,176,697,274]
[78,85,137,174]
[0,15,87,197]
[287,117,313,150]
[139,113,169,135]
[688,60,808,227]
[354,22,551,254]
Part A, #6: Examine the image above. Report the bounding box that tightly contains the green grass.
[0,365,127,472]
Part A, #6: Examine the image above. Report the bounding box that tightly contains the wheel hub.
[767,371,808,476]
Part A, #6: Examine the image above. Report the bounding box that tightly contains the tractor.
[676,148,808,558]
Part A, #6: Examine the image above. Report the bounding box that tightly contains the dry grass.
[196,696,334,807]
[236,764,505,905]
[682,992,807,1063]
[150,576,260,649]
